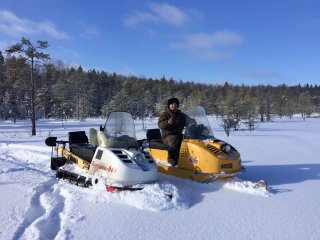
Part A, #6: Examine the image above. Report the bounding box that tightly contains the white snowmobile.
[45,112,158,192]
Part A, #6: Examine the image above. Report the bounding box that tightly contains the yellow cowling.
[147,139,242,182]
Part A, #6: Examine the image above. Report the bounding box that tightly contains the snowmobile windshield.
[103,112,137,140]
[184,106,214,140]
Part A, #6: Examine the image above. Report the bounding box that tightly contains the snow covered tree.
[37,63,56,118]
[68,66,90,121]
[51,61,74,119]
[217,87,241,136]
[255,86,275,122]
[86,69,102,117]
[3,56,30,122]
[299,91,313,120]
[0,51,5,119]
[240,87,257,131]
[312,96,320,114]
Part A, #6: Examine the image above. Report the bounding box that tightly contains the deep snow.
[0,116,319,240]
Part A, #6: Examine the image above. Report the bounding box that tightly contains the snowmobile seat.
[146,129,168,150]
[69,131,89,145]
[68,131,96,162]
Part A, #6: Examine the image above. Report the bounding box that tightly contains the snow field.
[0,116,319,240]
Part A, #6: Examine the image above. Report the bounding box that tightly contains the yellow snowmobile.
[145,106,243,183]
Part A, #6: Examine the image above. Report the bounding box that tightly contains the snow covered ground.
[0,116,320,240]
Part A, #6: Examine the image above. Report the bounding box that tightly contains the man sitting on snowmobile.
[158,98,187,166]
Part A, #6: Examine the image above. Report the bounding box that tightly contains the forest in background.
[1,47,319,135]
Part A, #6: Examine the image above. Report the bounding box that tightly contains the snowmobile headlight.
[223,144,231,153]
[133,152,149,171]
[141,139,149,149]
[134,153,145,162]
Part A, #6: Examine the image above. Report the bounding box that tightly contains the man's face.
[169,102,178,111]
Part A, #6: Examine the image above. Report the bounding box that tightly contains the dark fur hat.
[167,98,179,108]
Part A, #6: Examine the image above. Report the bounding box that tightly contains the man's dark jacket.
[158,109,187,140]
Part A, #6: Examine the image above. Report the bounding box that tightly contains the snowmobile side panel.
[157,164,213,183]
[157,163,241,183]
[179,140,222,173]
[57,147,91,170]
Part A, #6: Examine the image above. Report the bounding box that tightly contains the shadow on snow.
[242,163,320,193]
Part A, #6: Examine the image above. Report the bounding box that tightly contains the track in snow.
[12,178,66,240]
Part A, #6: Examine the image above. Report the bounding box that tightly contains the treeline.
[1,50,320,133]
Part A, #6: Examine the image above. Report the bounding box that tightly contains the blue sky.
[0,0,319,86]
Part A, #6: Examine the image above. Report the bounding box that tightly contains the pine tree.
[4,57,30,122]
[299,91,313,120]
[6,38,50,135]
[217,87,241,136]
[0,51,5,119]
